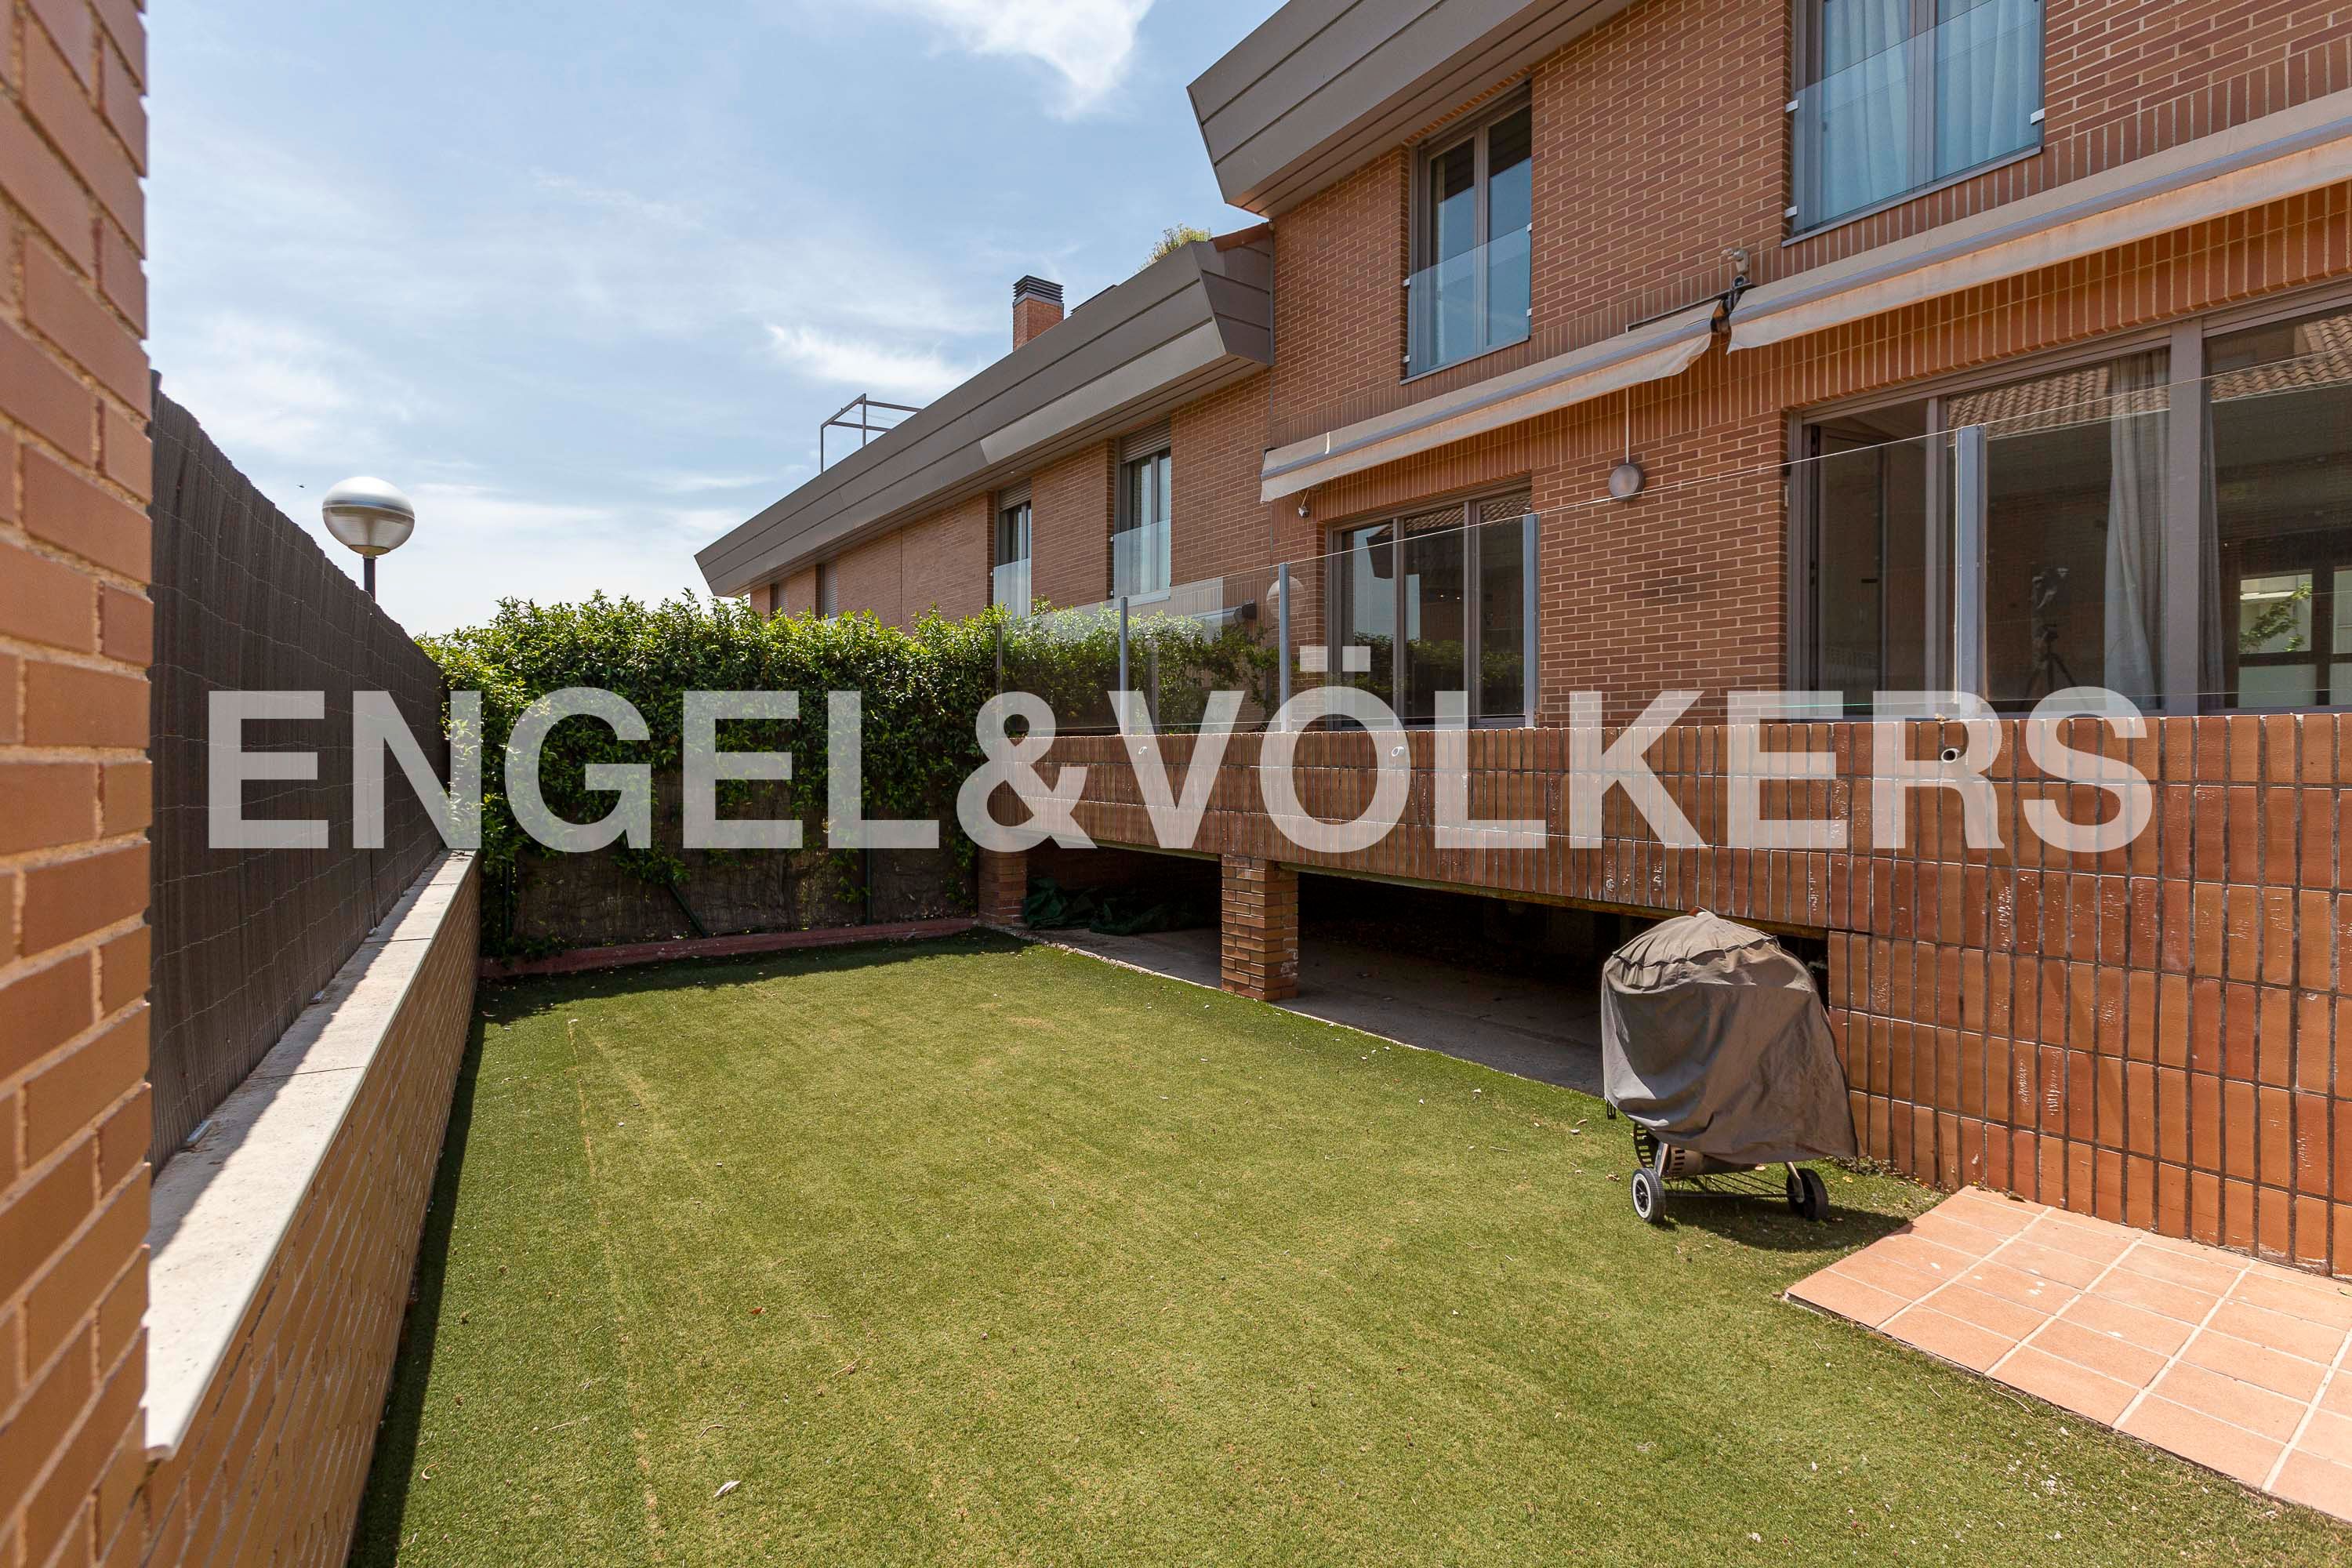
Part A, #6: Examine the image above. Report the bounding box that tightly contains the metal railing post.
[1276,562,1292,730]
[1117,595,1131,699]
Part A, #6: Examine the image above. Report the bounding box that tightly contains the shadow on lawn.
[1635,1180,1916,1252]
[476,930,1026,1029]
[347,1018,490,1566]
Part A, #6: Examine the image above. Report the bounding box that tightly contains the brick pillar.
[0,0,155,1564]
[1220,855,1299,1002]
[977,848,1028,925]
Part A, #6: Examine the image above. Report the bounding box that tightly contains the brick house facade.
[699,0,2352,1274]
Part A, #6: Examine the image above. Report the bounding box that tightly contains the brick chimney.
[1013,275,1065,349]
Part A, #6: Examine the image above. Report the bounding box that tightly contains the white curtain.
[1936,0,2042,178]
[2103,352,2169,706]
[1817,0,1912,220]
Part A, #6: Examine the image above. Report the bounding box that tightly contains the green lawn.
[352,935,2350,1566]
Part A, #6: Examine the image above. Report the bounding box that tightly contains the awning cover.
[1600,911,1858,1167]
[1258,301,1718,502]
[1732,87,2352,353]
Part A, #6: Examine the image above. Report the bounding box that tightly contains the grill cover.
[1600,911,1858,1167]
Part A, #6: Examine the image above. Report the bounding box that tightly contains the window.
[1793,0,2043,232]
[1796,291,2352,715]
[816,561,838,617]
[993,492,1032,615]
[1409,98,1532,377]
[1330,490,1533,724]
[1115,444,1171,599]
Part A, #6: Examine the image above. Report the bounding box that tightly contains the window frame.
[992,492,1033,614]
[1326,485,1537,728]
[1113,440,1174,603]
[1406,89,1535,381]
[1787,280,2352,716]
[1786,0,2049,240]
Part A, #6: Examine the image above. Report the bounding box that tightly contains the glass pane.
[1962,350,2169,709]
[1401,506,1468,724]
[1427,138,1478,372]
[1485,108,1532,349]
[2207,303,2352,710]
[1810,0,1915,223]
[1113,455,1171,597]
[1935,0,2042,179]
[1477,510,1528,720]
[1809,405,1929,710]
[1335,523,1396,709]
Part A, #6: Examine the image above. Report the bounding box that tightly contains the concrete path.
[1791,1185,2352,1523]
[1044,926,1606,1094]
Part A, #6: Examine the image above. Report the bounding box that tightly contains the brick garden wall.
[1040,711,2352,1277]
[140,859,481,1568]
[0,0,154,1562]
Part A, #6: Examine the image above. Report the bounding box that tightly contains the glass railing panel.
[1406,225,1533,378]
[1793,0,2042,230]
[1111,518,1171,600]
[989,560,1031,617]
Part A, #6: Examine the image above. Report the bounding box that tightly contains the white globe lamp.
[321,477,416,600]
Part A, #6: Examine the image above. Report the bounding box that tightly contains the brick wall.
[899,494,988,623]
[1029,441,1113,610]
[1043,710,2352,1277]
[830,529,906,630]
[140,859,480,1567]
[0,0,153,1563]
[1169,371,1273,588]
[779,566,816,617]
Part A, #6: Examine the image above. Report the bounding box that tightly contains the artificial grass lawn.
[352,935,2351,1566]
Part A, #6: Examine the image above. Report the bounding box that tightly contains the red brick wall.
[1030,441,1113,611]
[140,861,480,1567]
[1170,371,1273,588]
[0,0,153,1561]
[779,567,816,617]
[1046,710,2352,1277]
[830,529,906,630]
[899,494,988,624]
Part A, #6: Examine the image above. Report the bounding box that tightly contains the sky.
[148,0,1269,635]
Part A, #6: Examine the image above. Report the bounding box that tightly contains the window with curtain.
[1795,0,2043,230]
[2205,303,2352,710]
[1330,490,1532,724]
[1115,448,1171,598]
[992,497,1032,615]
[1410,99,1533,376]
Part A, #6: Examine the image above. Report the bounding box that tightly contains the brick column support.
[1220,855,1299,1002]
[977,848,1028,926]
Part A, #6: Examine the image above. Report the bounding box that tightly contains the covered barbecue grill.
[1599,911,1857,1224]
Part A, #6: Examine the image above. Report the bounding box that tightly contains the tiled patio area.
[1791,1187,2352,1522]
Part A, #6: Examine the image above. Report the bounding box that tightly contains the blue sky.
[149,0,1269,633]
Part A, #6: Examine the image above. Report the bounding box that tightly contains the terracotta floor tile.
[2028,1216,2138,1269]
[2295,1408,2352,1469]
[2001,1236,2115,1290]
[1886,1304,2013,1373]
[1935,1282,2057,1342]
[1955,1258,2076,1316]
[1788,1268,1907,1330]
[2121,1394,2286,1487]
[2149,1359,2310,1442]
[2323,1375,2352,1420]
[1872,1229,1988,1281]
[1906,1207,2013,1258]
[2114,1244,2245,1298]
[1943,1187,2045,1237]
[2234,1270,2352,1332]
[2270,1450,2352,1523]
[2002,1344,2138,1424]
[2178,1327,2331,1404]
[2209,1299,2350,1367]
[2058,1293,2196,1358]
[2030,1316,2170,1388]
[1832,1248,1959,1305]
[2101,1266,2223,1327]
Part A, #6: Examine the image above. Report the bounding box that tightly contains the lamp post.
[321,477,416,601]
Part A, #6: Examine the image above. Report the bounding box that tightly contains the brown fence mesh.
[147,387,451,1164]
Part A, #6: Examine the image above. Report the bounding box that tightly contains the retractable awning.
[1731,87,2352,354]
[1258,301,1719,502]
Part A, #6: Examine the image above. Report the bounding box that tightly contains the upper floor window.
[1792,0,2043,233]
[1115,437,1172,599]
[993,490,1032,615]
[1408,98,1532,378]
[815,561,839,617]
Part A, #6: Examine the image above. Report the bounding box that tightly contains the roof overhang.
[1190,0,1639,217]
[1259,301,1719,501]
[698,237,1274,597]
[1731,87,2352,353]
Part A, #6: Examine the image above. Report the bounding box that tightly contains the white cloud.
[159,313,419,466]
[872,0,1155,116]
[765,324,980,401]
